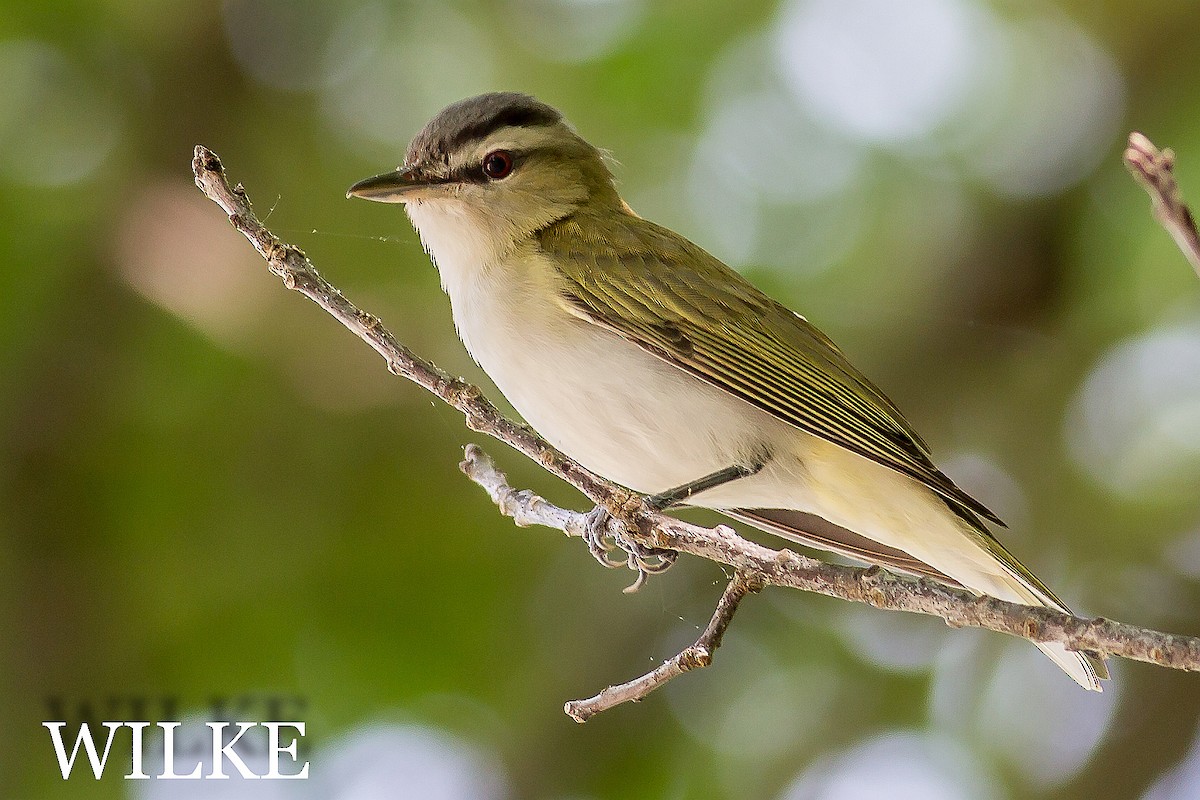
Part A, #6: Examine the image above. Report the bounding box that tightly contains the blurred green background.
[5,0,1200,797]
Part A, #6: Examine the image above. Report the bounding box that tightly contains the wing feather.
[539,212,1003,529]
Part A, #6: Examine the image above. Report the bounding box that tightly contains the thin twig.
[1125,132,1200,277]
[563,570,761,722]
[193,142,1200,720]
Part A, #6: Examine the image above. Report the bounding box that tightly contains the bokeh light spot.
[504,0,644,63]
[774,0,984,144]
[1065,321,1200,501]
[0,39,122,186]
[778,730,1001,800]
[321,7,496,154]
[222,0,383,92]
[314,722,508,800]
[977,644,1117,789]
[962,12,1124,197]
[114,181,274,345]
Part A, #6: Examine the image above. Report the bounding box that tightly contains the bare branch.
[193,142,1200,721]
[563,570,761,722]
[461,445,1200,674]
[1125,132,1200,276]
[191,146,626,511]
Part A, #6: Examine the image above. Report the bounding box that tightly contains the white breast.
[456,258,769,495]
[406,199,787,497]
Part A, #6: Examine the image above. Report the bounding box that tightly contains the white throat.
[404,199,513,296]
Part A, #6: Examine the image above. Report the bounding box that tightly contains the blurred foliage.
[5,0,1200,798]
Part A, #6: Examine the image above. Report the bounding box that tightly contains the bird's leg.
[584,461,765,585]
[646,462,761,511]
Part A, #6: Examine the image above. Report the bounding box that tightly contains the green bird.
[349,92,1108,691]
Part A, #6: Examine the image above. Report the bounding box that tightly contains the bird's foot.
[582,504,678,592]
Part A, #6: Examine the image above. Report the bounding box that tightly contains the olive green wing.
[538,212,1003,529]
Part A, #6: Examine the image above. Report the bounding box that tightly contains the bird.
[347,92,1108,691]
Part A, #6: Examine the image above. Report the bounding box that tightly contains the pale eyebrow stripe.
[445,104,560,153]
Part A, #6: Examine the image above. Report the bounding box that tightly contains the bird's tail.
[727,507,1108,691]
[969,564,1109,692]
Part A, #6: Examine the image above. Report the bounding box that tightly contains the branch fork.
[193,134,1200,721]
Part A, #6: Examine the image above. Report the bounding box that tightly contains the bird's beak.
[346,167,440,203]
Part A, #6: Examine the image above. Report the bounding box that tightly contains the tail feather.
[987,570,1109,690]
[1034,643,1108,690]
[727,507,1109,691]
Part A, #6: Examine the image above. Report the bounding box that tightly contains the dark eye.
[482,150,514,180]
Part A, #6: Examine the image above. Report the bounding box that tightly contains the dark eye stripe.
[445,106,560,153]
[455,163,487,184]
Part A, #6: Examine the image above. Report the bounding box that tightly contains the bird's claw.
[584,505,629,568]
[582,504,679,591]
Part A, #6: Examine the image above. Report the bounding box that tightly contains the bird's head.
[349,92,620,264]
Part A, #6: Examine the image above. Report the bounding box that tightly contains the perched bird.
[348,92,1107,691]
